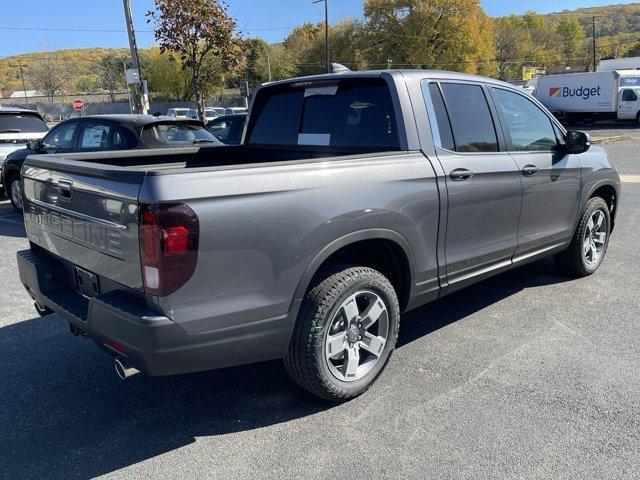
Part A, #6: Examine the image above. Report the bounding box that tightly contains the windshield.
[0,113,48,133]
[140,123,220,147]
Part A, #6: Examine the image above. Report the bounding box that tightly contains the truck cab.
[617,87,640,120]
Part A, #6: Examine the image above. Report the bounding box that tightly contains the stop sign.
[72,99,85,111]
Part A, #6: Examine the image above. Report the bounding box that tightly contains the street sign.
[125,69,141,85]
[72,99,85,111]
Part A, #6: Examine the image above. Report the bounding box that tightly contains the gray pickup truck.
[17,70,620,401]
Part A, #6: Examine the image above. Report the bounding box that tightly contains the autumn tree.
[284,22,325,76]
[557,16,586,65]
[494,16,529,80]
[245,38,271,87]
[98,54,126,102]
[146,0,246,120]
[362,0,495,74]
[29,54,71,102]
[143,47,193,101]
[626,42,640,58]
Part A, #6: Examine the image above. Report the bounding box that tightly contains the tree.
[494,16,528,80]
[29,54,71,102]
[362,0,495,74]
[265,44,297,81]
[245,38,270,87]
[143,47,193,101]
[283,22,324,76]
[98,54,126,102]
[557,16,585,65]
[146,0,246,120]
[626,42,640,58]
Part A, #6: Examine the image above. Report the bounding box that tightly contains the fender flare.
[284,228,415,333]
[581,178,620,229]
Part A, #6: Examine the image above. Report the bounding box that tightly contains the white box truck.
[534,70,640,123]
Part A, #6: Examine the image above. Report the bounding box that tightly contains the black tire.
[555,196,610,277]
[284,266,400,402]
[7,174,23,213]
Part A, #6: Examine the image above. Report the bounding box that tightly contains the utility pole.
[122,59,133,114]
[123,0,148,113]
[313,0,330,73]
[266,52,272,82]
[592,15,597,72]
[18,64,28,105]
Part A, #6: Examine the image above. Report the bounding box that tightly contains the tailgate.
[22,155,146,290]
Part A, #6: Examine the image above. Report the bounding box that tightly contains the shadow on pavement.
[1,257,568,478]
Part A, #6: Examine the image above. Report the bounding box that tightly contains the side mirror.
[26,140,42,151]
[565,130,590,154]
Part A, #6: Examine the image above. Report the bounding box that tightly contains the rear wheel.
[8,175,23,213]
[555,196,610,277]
[284,266,400,402]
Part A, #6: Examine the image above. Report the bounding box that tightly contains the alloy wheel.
[11,179,23,211]
[325,290,389,382]
[583,209,607,265]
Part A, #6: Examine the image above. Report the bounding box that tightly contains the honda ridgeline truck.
[17,70,620,401]
[534,70,640,123]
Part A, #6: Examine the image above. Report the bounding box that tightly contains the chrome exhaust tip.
[114,358,140,380]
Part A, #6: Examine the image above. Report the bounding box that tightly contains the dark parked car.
[17,70,620,401]
[206,113,247,145]
[2,114,220,211]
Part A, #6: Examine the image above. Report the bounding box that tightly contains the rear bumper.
[17,248,289,376]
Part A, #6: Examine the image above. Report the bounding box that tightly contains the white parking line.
[620,174,640,183]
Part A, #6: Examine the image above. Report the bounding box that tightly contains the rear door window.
[439,83,499,153]
[423,82,455,151]
[247,78,400,150]
[78,122,111,150]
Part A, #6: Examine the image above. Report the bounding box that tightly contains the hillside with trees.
[2,1,640,101]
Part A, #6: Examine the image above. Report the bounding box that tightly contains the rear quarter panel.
[140,153,440,336]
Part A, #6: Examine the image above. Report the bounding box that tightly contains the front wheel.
[8,175,24,213]
[555,196,610,277]
[284,266,400,402]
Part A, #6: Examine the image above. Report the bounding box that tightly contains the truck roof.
[262,69,517,90]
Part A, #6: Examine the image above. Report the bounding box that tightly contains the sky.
[0,0,638,57]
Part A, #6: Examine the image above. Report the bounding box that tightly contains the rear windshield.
[247,78,400,150]
[0,113,48,133]
[140,123,220,147]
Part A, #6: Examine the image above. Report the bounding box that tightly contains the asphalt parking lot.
[1,131,639,479]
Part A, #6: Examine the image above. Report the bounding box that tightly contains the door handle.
[58,180,73,200]
[522,165,539,176]
[449,168,473,181]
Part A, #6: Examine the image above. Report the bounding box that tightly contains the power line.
[0,25,294,33]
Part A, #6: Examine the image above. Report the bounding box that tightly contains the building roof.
[9,90,43,98]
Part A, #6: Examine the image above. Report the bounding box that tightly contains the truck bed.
[26,144,399,175]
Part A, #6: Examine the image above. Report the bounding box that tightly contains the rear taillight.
[139,203,199,296]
